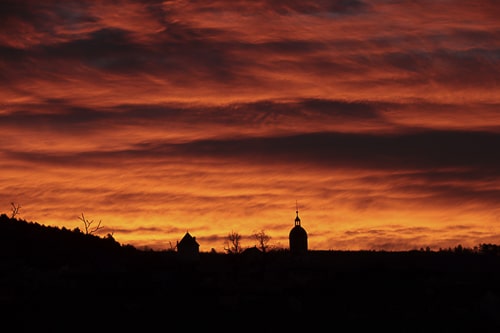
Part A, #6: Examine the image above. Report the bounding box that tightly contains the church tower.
[289,202,308,255]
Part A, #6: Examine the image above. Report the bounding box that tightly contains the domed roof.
[289,224,307,238]
[289,208,308,255]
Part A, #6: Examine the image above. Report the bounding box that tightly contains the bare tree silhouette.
[253,229,271,252]
[224,231,243,254]
[78,213,104,235]
[10,202,21,219]
[168,241,177,251]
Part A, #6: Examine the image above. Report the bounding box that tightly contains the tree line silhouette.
[1,212,500,331]
[2,211,499,257]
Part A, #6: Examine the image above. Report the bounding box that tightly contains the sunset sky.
[1,0,500,252]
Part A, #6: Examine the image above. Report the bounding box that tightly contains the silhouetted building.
[289,207,308,255]
[242,245,262,258]
[177,231,200,261]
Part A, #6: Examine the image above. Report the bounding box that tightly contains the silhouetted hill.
[0,214,137,268]
[1,214,500,332]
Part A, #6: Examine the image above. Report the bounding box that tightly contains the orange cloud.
[1,0,500,252]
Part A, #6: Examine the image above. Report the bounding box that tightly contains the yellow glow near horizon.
[1,0,500,253]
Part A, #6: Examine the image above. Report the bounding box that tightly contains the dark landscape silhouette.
[1,213,500,332]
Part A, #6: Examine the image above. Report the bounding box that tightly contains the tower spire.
[295,200,301,226]
[289,200,308,255]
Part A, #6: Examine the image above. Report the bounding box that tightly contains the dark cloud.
[186,0,369,16]
[8,30,238,84]
[347,47,500,89]
[431,48,500,88]
[0,1,238,83]
[5,129,500,177]
[263,0,369,15]
[0,1,59,29]
[0,98,385,133]
[237,39,330,55]
[449,28,500,47]
[0,45,26,75]
[299,98,381,119]
[2,0,498,96]
[166,130,500,171]
[0,0,95,44]
[42,28,145,71]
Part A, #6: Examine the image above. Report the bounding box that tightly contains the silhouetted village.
[1,211,500,331]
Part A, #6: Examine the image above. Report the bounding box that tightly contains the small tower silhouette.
[177,231,200,261]
[289,202,308,255]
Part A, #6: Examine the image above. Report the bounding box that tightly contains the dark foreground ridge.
[1,214,500,332]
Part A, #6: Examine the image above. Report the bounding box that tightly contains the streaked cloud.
[1,0,499,251]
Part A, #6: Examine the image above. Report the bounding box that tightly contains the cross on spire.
[295,200,301,226]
